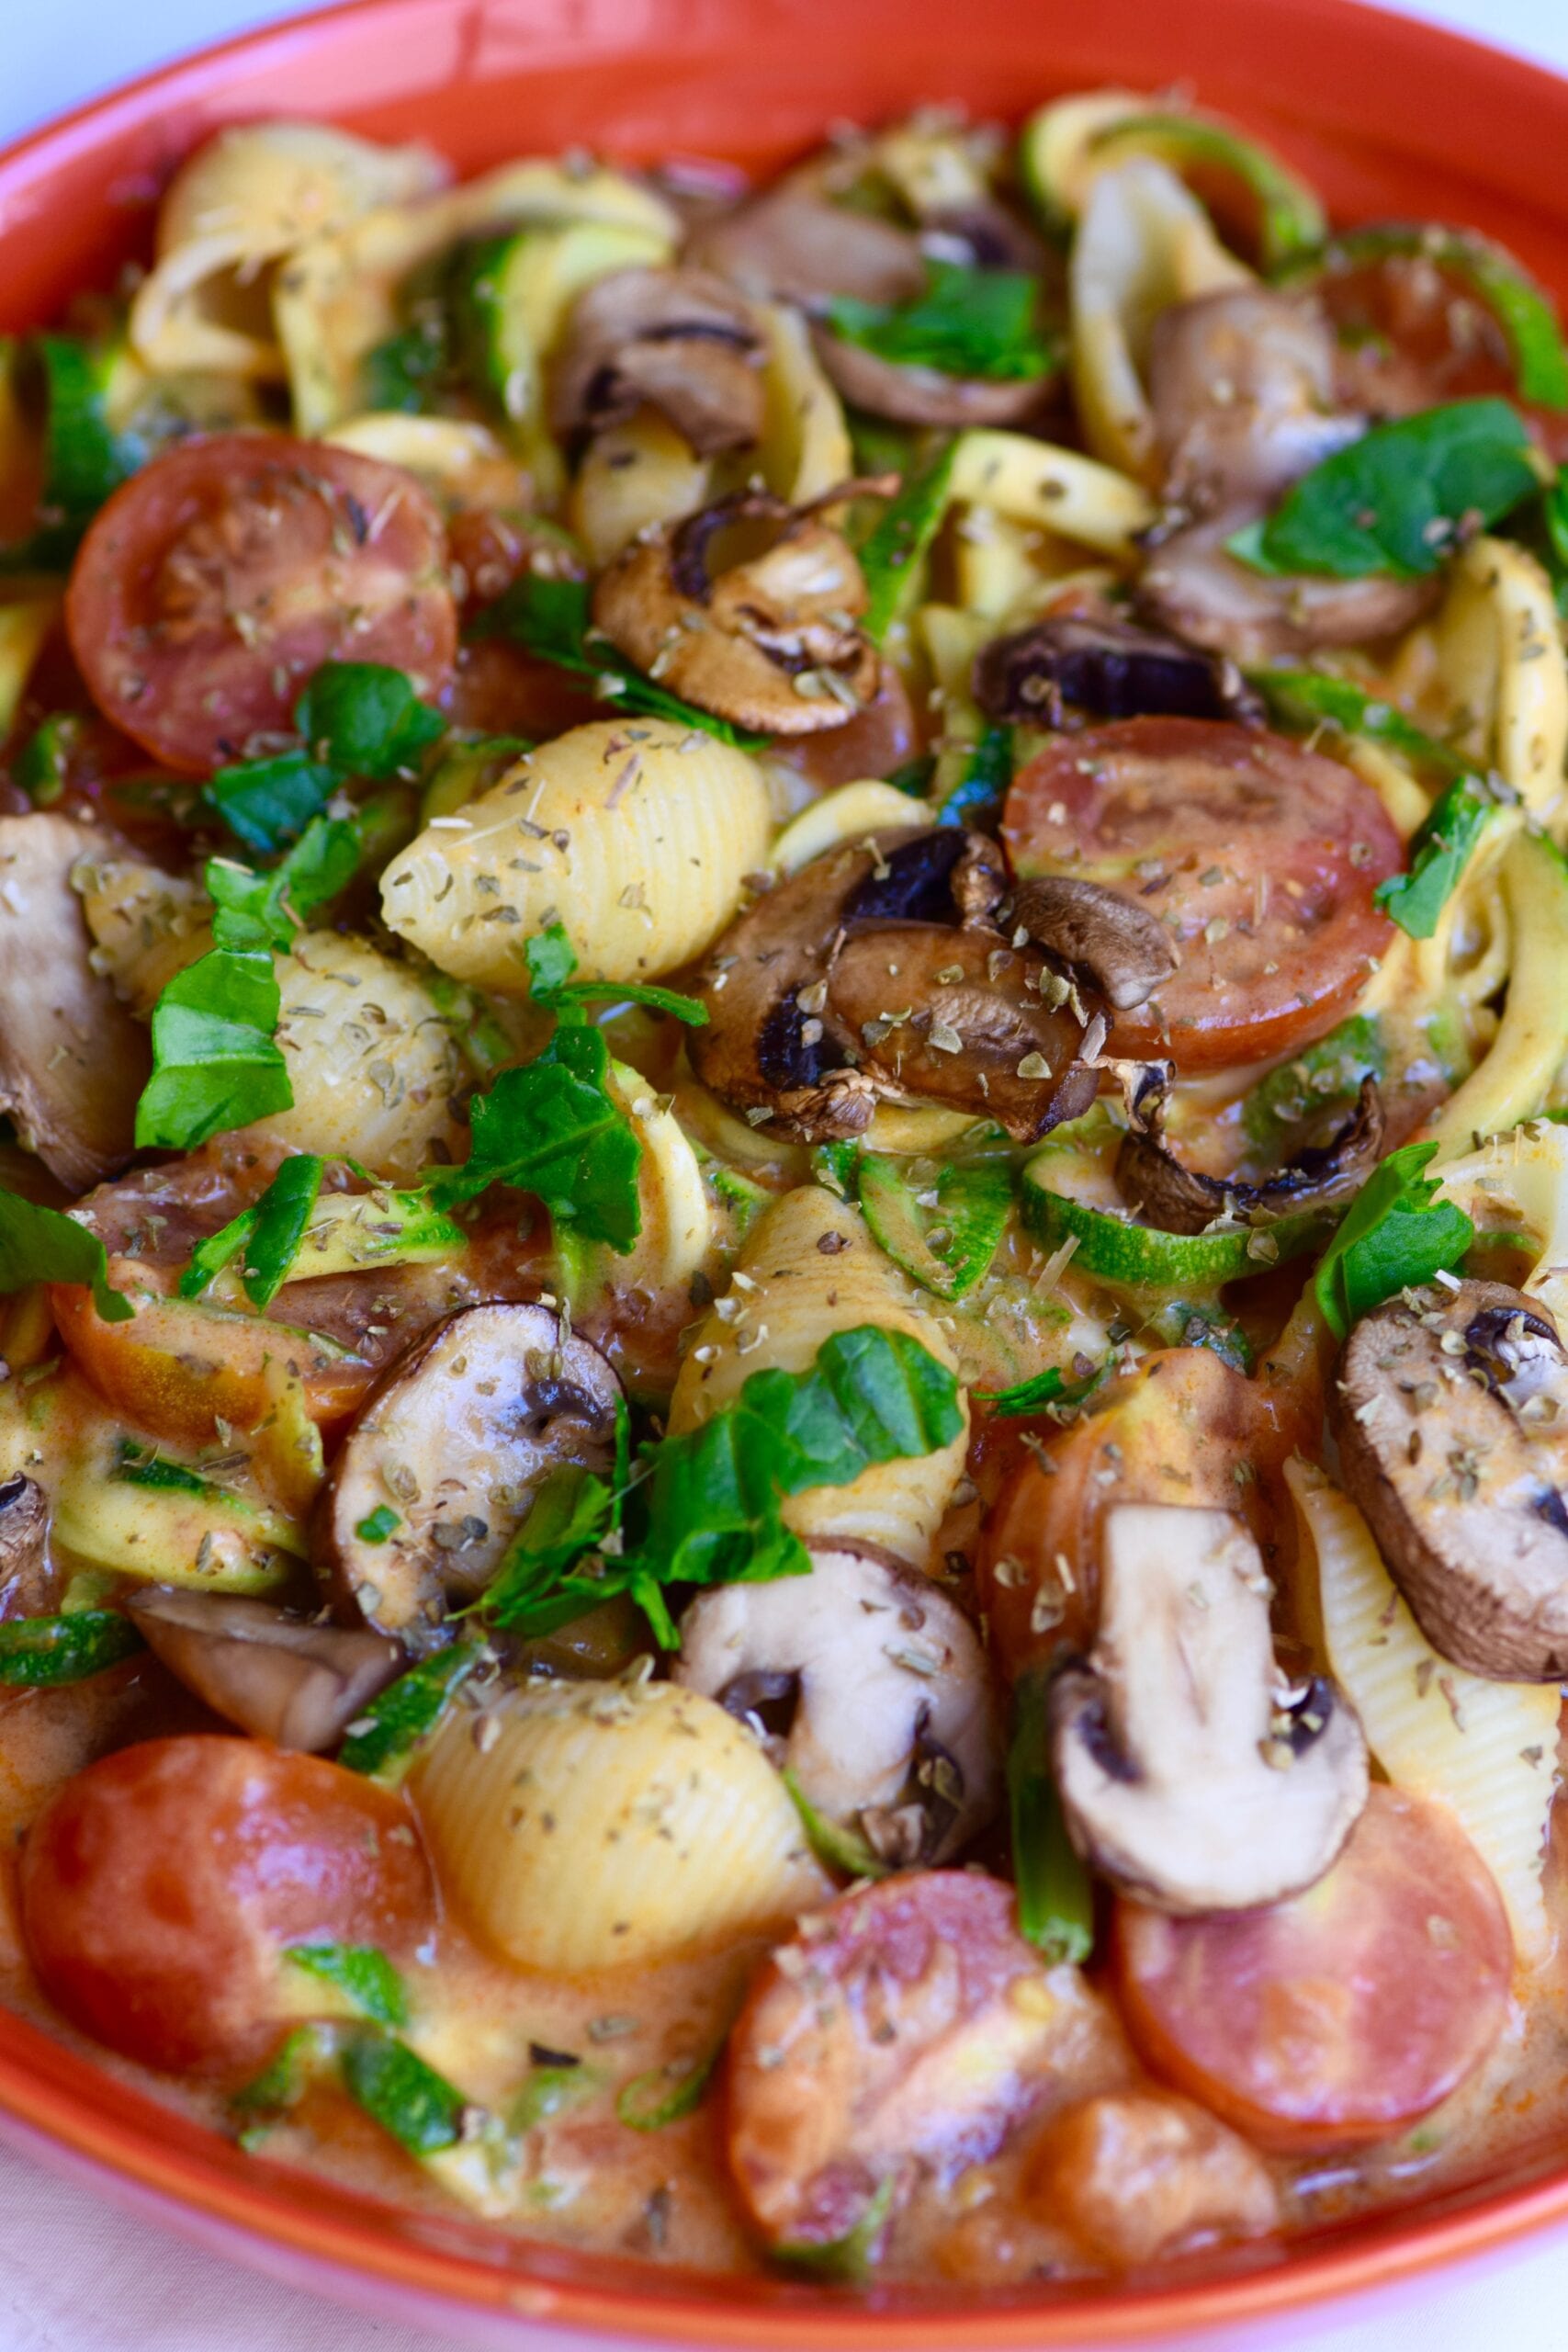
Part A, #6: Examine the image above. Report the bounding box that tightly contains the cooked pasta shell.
[1021,88,1150,227]
[1435,1115,1568,1324]
[669,1186,969,1566]
[607,1059,715,1290]
[570,406,713,567]
[1423,831,1568,1157]
[1432,537,1568,830]
[0,596,57,740]
[755,301,853,503]
[1289,1458,1558,1964]
[73,855,211,1015]
[131,123,446,379]
[325,413,525,509]
[1068,158,1252,481]
[380,718,772,993]
[947,431,1155,557]
[276,161,678,434]
[412,1675,825,1970]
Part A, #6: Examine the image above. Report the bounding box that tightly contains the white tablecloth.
[6,0,1568,2342]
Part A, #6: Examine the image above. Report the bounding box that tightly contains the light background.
[4,0,1568,2346]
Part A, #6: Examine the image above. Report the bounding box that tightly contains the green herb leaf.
[0,1190,131,1322]
[12,713,80,806]
[523,923,707,1025]
[355,1505,400,1544]
[615,2041,725,2132]
[337,1639,484,1783]
[0,1610,141,1687]
[285,1943,408,2029]
[1254,668,1475,778]
[340,2029,468,2155]
[231,2023,333,2143]
[206,816,366,955]
[1009,1668,1094,1963]
[1313,1139,1475,1340]
[783,1768,892,1881]
[135,946,291,1152]
[481,1464,621,1636]
[510,2058,600,2132]
[858,441,957,642]
[829,261,1057,384]
[0,335,143,570]
[1374,775,1496,939]
[430,1026,642,1252]
[178,1153,323,1308]
[1230,398,1540,580]
[472,572,764,749]
[294,662,446,779]
[205,751,341,855]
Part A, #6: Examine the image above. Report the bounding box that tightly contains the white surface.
[4,0,1568,2346]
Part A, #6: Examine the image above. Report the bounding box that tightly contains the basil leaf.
[472,572,765,750]
[0,1190,131,1322]
[355,1505,400,1544]
[178,1153,323,1308]
[829,262,1057,384]
[135,947,291,1152]
[1231,398,1540,580]
[0,1611,142,1687]
[481,1464,622,1636]
[12,712,80,806]
[430,1026,642,1252]
[294,662,446,779]
[1009,1667,1094,1963]
[337,1638,484,1784]
[285,1942,407,2029]
[1375,775,1496,938]
[523,922,707,1024]
[340,2029,468,2155]
[975,1359,1110,1419]
[1255,669,1474,779]
[205,751,340,854]
[207,816,366,955]
[1313,1139,1475,1340]
[859,441,957,643]
[231,2022,333,2144]
[621,1326,963,1598]
[0,335,142,570]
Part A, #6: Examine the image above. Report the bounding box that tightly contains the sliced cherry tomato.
[976,1348,1313,1681]
[19,1736,433,2075]
[1002,718,1400,1073]
[726,1871,1122,2248]
[438,638,603,739]
[65,435,458,775]
[1112,1786,1512,2151]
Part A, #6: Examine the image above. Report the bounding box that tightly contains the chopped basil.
[336,1638,485,1783]
[114,1448,211,1496]
[134,945,291,1153]
[1229,398,1540,580]
[975,1362,1113,1419]
[523,922,707,1025]
[0,1190,131,1322]
[471,571,765,749]
[0,334,141,570]
[205,752,341,855]
[285,1942,408,2029]
[231,2022,333,2146]
[829,261,1057,384]
[340,2028,468,2156]
[858,440,957,643]
[355,1505,400,1545]
[481,1462,625,1639]
[206,814,367,955]
[0,1611,141,1687]
[178,1153,323,1308]
[1375,775,1497,939]
[1009,1667,1093,1962]
[1313,1139,1475,1340]
[12,713,80,806]
[294,662,446,780]
[429,1026,642,1252]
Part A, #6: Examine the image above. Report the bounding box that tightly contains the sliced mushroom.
[0,814,150,1189]
[549,266,765,455]
[811,323,1050,429]
[0,1476,51,1618]
[315,1302,622,1645]
[688,185,926,310]
[1011,875,1180,1013]
[125,1589,402,1751]
[1116,1074,1385,1236]
[691,826,1090,1143]
[674,1543,998,1863]
[1049,1502,1368,1913]
[973,614,1262,729]
[592,488,883,735]
[1329,1280,1568,1680]
[1137,518,1442,668]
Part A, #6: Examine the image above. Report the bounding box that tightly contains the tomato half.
[1002,718,1400,1073]
[66,435,458,775]
[1112,1786,1512,2151]
[19,1736,434,2075]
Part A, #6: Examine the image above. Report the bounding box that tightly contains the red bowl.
[5,0,1568,2336]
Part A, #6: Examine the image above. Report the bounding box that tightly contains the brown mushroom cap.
[549,266,766,455]
[1137,519,1442,668]
[126,1589,402,1752]
[1011,875,1180,1013]
[0,1476,51,1619]
[973,614,1262,731]
[811,323,1050,429]
[591,490,882,736]
[687,185,926,310]
[691,824,1098,1143]
[0,813,150,1189]
[1329,1279,1568,1680]
[314,1301,623,1645]
[1117,1074,1385,1237]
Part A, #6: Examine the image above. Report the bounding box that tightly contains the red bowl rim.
[4,0,1568,2337]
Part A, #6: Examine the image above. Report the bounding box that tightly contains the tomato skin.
[1112,1786,1512,2152]
[19,1737,433,2076]
[66,435,458,776]
[1002,718,1400,1073]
